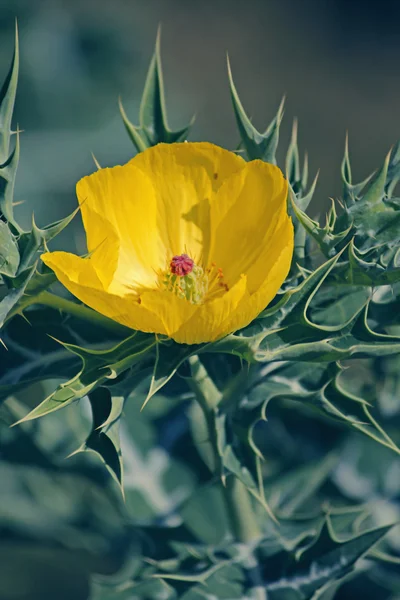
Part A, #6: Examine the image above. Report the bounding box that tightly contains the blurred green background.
[1,0,400,250]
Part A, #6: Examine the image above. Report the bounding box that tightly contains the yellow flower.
[41,143,293,344]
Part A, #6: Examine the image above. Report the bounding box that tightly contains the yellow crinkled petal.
[140,274,247,344]
[41,251,166,334]
[174,274,248,344]
[214,218,294,337]
[130,142,246,265]
[81,208,121,291]
[210,160,288,286]
[77,163,162,289]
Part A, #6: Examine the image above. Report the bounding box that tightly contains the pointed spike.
[342,131,352,183]
[286,118,300,186]
[227,56,283,162]
[0,21,19,162]
[139,26,169,142]
[118,96,148,153]
[136,29,192,145]
[91,152,101,170]
[362,148,391,207]
[227,55,264,155]
[297,170,319,212]
[302,151,309,190]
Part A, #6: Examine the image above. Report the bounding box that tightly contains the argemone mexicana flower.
[42,143,293,344]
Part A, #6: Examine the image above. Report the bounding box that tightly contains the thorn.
[19,311,32,325]
[91,152,101,170]
[156,23,162,51]
[0,338,8,350]
[345,130,349,152]
[291,117,298,143]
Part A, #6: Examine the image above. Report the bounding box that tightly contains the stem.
[188,355,261,544]
[7,290,130,336]
[224,477,262,544]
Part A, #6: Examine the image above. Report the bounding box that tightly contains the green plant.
[1,28,399,600]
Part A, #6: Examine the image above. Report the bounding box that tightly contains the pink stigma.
[170,254,194,277]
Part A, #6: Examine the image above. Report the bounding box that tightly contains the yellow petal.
[215,218,294,336]
[130,142,246,264]
[210,160,288,286]
[41,251,166,334]
[140,273,247,344]
[77,163,162,289]
[174,274,248,344]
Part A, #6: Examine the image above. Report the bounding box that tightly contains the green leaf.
[0,263,36,329]
[0,402,133,599]
[143,339,198,409]
[0,307,124,402]
[139,30,193,145]
[336,239,400,286]
[14,332,156,422]
[350,150,391,216]
[264,519,393,599]
[120,29,193,153]
[17,208,79,272]
[0,129,20,226]
[227,55,284,163]
[73,387,125,488]
[0,22,18,163]
[212,251,400,366]
[0,219,19,276]
[290,192,351,258]
[265,453,338,516]
[341,133,373,205]
[119,97,148,153]
[246,361,400,456]
[214,411,277,519]
[386,139,400,198]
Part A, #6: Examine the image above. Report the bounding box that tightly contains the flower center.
[170,253,194,276]
[159,253,229,305]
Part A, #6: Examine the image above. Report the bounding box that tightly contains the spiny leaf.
[253,250,345,331]
[0,129,20,226]
[0,307,122,402]
[341,134,374,206]
[0,263,36,329]
[286,119,301,190]
[14,332,156,422]
[263,519,392,600]
[73,387,125,488]
[336,239,400,286]
[349,150,391,220]
[120,29,193,153]
[290,192,351,258]
[0,219,19,276]
[246,361,399,456]
[139,29,193,145]
[227,55,284,163]
[17,207,79,272]
[211,252,400,367]
[142,339,198,409]
[386,139,400,198]
[118,97,148,154]
[0,22,18,162]
[265,453,339,516]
